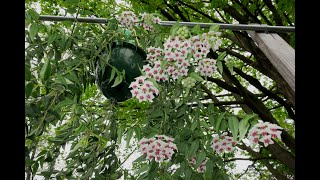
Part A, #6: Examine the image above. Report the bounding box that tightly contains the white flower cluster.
[247,121,283,147]
[182,77,197,88]
[210,133,237,154]
[116,11,139,30]
[129,76,159,102]
[190,35,211,61]
[129,27,221,103]
[189,156,209,173]
[197,58,217,77]
[138,135,177,162]
[116,11,161,31]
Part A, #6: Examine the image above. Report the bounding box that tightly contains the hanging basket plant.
[93,11,162,102]
[95,41,147,102]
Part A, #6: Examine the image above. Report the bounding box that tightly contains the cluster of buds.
[247,121,283,147]
[138,135,178,162]
[189,156,209,173]
[210,133,237,154]
[175,26,190,39]
[182,77,197,88]
[129,76,159,103]
[117,11,161,31]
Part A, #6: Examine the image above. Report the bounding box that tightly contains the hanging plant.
[94,11,162,102]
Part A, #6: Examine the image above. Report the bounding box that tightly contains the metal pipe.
[38,15,295,33]
[39,15,108,24]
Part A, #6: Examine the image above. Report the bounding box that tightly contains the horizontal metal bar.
[39,15,108,24]
[38,15,295,33]
[160,21,295,33]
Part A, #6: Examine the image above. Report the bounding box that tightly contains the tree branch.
[163,0,189,22]
[222,5,249,24]
[232,0,261,23]
[262,0,284,26]
[237,144,293,180]
[177,0,223,23]
[232,66,295,119]
[206,77,240,95]
[200,84,227,112]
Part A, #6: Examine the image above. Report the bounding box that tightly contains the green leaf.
[209,24,220,32]
[107,18,118,30]
[186,51,193,60]
[195,151,206,168]
[209,115,215,127]
[54,74,68,87]
[70,141,82,154]
[191,24,201,34]
[25,66,32,81]
[185,87,190,97]
[133,155,146,164]
[66,71,80,85]
[191,120,198,131]
[184,165,192,180]
[29,23,39,40]
[32,162,39,176]
[155,35,163,48]
[135,163,149,175]
[117,127,123,144]
[40,59,51,81]
[73,122,86,136]
[134,126,141,140]
[216,61,223,74]
[126,128,134,148]
[25,82,34,98]
[111,74,123,87]
[205,159,214,178]
[160,60,168,70]
[66,7,77,14]
[108,67,116,84]
[228,116,239,141]
[239,114,256,140]
[170,21,180,35]
[188,139,199,159]
[200,120,210,129]
[219,120,227,131]
[214,112,226,132]
[28,9,39,20]
[227,63,234,75]
[217,51,226,61]
[189,72,204,81]
[47,33,57,46]
[147,78,160,89]
[64,0,79,4]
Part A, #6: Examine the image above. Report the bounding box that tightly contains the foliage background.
[25,0,295,179]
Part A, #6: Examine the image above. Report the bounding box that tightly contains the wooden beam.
[247,30,295,92]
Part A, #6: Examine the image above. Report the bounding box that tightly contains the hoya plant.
[25,0,295,179]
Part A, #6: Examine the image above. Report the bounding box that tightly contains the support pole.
[247,30,295,92]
